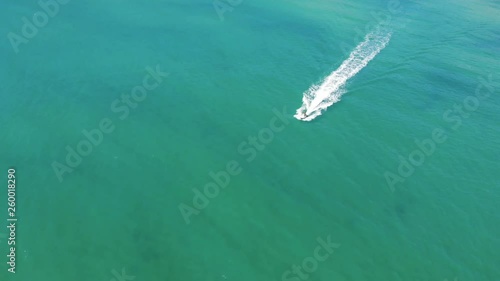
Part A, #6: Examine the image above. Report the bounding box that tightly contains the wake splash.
[295,29,392,121]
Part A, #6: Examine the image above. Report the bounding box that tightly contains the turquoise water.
[1,0,499,280]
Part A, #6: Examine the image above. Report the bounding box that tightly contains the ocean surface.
[0,0,499,280]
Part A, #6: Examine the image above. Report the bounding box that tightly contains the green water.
[1,0,499,280]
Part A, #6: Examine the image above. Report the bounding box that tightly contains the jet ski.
[297,110,309,120]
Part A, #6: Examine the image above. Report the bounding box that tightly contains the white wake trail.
[295,29,392,121]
